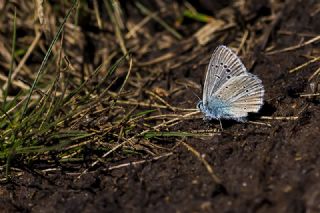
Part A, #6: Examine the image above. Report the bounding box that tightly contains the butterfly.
[197,45,264,122]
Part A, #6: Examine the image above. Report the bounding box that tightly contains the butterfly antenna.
[185,85,201,101]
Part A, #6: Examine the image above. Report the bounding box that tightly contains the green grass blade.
[21,0,78,119]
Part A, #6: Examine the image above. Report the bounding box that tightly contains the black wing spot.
[223,65,227,68]
[215,64,219,68]
[226,75,231,79]
[220,62,223,65]
[226,69,231,73]
[243,86,246,88]
[245,89,249,92]
[225,86,229,89]
[214,74,221,78]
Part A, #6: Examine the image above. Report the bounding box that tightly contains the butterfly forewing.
[203,45,247,105]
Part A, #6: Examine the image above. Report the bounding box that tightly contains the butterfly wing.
[213,74,264,119]
[203,45,248,106]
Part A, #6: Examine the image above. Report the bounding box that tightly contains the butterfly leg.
[219,119,224,131]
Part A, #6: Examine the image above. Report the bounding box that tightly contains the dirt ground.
[1,0,320,212]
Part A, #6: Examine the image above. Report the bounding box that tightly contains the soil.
[1,0,320,212]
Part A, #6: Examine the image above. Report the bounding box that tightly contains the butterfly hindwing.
[212,74,264,118]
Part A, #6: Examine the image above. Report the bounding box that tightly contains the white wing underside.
[203,45,247,105]
[202,45,264,118]
[214,75,264,117]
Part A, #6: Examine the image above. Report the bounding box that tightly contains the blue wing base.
[197,99,246,122]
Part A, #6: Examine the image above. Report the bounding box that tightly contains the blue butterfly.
[197,45,264,122]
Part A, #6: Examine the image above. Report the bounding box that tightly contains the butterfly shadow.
[247,102,277,120]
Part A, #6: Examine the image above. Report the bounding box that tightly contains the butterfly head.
[197,100,204,112]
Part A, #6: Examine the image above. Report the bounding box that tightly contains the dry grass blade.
[93,0,103,28]
[137,52,175,66]
[104,0,127,56]
[116,100,197,111]
[2,32,42,90]
[259,116,299,120]
[180,141,221,184]
[145,90,175,111]
[299,93,320,97]
[107,152,173,170]
[125,14,153,39]
[308,66,320,81]
[2,7,16,106]
[288,56,320,73]
[194,18,225,45]
[135,2,182,40]
[267,35,320,55]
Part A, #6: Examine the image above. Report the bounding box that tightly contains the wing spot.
[214,74,221,79]
[215,64,219,68]
[226,69,231,73]
[220,62,223,65]
[245,89,249,92]
[226,75,231,79]
[223,65,227,68]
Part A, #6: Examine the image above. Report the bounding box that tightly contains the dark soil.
[1,0,320,212]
